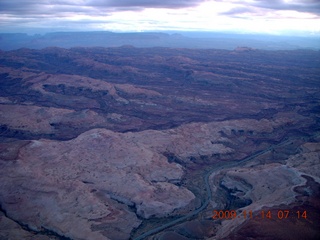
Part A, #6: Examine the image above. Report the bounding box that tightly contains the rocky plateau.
[0,47,319,240]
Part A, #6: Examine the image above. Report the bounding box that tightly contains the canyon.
[0,46,319,239]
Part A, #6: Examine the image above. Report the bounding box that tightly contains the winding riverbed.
[133,138,293,240]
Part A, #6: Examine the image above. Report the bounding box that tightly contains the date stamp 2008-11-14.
[212,210,307,220]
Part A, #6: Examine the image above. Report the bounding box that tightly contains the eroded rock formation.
[0,47,319,239]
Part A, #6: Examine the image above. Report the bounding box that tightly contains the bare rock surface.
[0,211,56,240]
[286,142,320,182]
[0,47,319,239]
[0,114,306,239]
[209,141,320,239]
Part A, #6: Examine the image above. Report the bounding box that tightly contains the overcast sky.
[0,0,319,35]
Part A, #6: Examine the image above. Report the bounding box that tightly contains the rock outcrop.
[0,47,319,239]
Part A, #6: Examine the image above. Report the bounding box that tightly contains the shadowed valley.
[0,46,319,240]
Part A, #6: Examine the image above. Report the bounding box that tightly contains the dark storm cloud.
[0,0,42,14]
[0,1,86,15]
[86,0,206,9]
[1,1,319,17]
[252,0,320,14]
[222,7,255,16]
[0,0,208,32]
[0,0,207,15]
[219,0,320,16]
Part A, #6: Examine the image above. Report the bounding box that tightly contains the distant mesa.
[119,44,135,48]
[234,46,255,52]
[0,31,319,50]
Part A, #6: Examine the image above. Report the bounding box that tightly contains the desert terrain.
[0,46,319,240]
